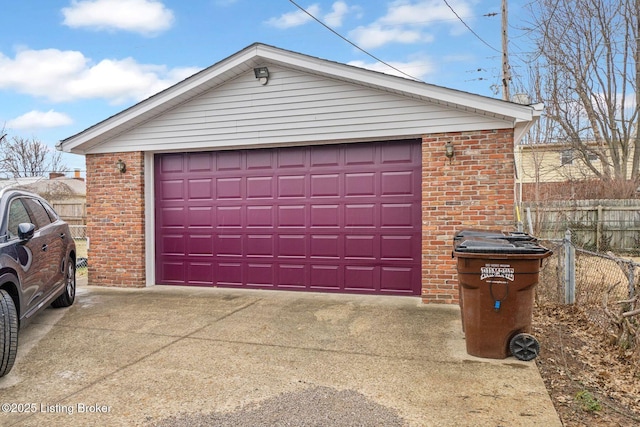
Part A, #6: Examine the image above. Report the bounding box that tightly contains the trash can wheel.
[509,333,540,361]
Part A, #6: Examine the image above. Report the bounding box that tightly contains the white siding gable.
[85,65,513,154]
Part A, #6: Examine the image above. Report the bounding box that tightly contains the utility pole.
[501,0,511,101]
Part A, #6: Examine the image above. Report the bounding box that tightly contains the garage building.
[59,43,541,303]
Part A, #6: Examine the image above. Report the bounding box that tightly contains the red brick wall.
[421,129,516,303]
[86,152,146,287]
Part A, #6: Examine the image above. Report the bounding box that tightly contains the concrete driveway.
[1,279,560,427]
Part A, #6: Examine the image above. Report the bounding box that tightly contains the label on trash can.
[480,264,514,282]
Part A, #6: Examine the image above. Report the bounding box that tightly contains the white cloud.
[7,110,74,130]
[324,1,350,27]
[349,0,475,48]
[62,0,174,36]
[266,2,356,29]
[0,48,201,104]
[266,4,321,29]
[349,25,432,49]
[348,57,434,80]
[380,0,472,26]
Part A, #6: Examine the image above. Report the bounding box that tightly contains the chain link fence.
[537,235,639,358]
[70,225,88,270]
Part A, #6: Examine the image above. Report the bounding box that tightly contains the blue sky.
[0,0,533,174]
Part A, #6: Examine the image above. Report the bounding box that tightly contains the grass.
[74,238,88,277]
[74,238,88,259]
[575,390,602,412]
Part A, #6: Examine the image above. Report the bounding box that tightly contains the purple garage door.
[155,140,421,295]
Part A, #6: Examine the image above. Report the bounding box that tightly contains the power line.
[443,0,501,53]
[287,0,423,82]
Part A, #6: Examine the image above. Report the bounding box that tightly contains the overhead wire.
[287,0,424,82]
[443,0,501,53]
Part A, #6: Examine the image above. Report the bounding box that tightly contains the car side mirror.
[18,223,35,241]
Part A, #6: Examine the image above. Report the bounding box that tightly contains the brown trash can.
[453,237,551,359]
[452,230,538,333]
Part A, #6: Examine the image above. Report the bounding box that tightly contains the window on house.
[561,149,574,165]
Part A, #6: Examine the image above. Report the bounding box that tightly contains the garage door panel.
[188,178,213,200]
[310,265,340,289]
[161,179,185,200]
[188,234,213,255]
[310,205,340,227]
[187,262,213,284]
[187,152,213,172]
[217,206,242,227]
[162,235,185,255]
[278,175,306,198]
[161,262,185,283]
[247,176,274,199]
[247,150,273,170]
[161,207,186,227]
[381,235,415,260]
[310,235,340,259]
[380,267,416,293]
[216,177,242,199]
[345,235,376,259]
[345,144,375,165]
[345,266,377,291]
[345,173,375,196]
[345,204,376,227]
[247,264,274,286]
[217,263,243,286]
[188,206,213,228]
[155,140,421,295]
[216,151,241,171]
[215,235,242,256]
[381,204,414,227]
[278,264,306,288]
[246,205,274,227]
[278,148,306,168]
[381,171,415,196]
[381,143,415,164]
[311,147,340,167]
[311,174,340,197]
[278,235,306,257]
[246,235,274,257]
[160,154,184,173]
[278,205,306,227]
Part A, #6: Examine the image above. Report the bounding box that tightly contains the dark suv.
[0,189,76,377]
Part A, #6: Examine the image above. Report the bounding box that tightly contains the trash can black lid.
[454,237,549,254]
[453,229,537,246]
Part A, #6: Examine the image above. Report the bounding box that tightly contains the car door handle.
[42,244,48,252]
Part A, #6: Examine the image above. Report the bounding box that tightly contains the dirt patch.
[533,304,640,426]
[148,385,405,427]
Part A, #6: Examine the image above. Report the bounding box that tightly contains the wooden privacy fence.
[523,199,640,253]
[51,201,86,225]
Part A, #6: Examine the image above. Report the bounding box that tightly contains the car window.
[39,200,59,222]
[22,197,53,229]
[7,199,32,239]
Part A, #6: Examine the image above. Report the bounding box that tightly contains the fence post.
[564,229,576,304]
[596,205,603,251]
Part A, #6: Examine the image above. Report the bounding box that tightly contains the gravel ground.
[148,385,407,427]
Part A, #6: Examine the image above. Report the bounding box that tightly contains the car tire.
[0,289,18,377]
[51,256,76,308]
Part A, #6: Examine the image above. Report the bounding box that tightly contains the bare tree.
[0,130,69,178]
[525,0,639,187]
